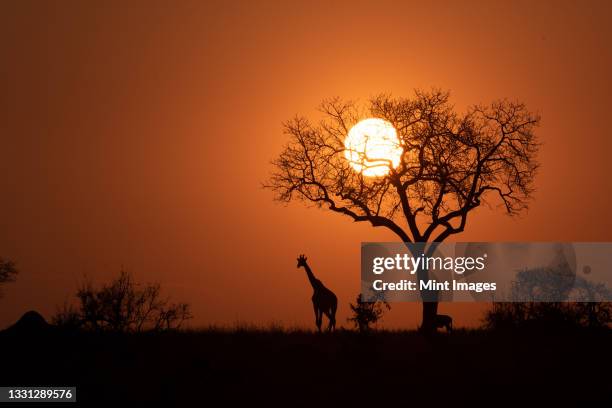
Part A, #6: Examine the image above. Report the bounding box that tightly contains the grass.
[0,326,610,404]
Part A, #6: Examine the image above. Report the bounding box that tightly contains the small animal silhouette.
[435,314,452,333]
[297,255,337,332]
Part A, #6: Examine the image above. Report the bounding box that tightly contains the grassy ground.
[1,327,610,405]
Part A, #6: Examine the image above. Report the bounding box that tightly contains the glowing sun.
[344,118,403,177]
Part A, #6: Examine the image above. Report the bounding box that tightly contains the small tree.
[53,270,192,332]
[0,257,18,298]
[348,294,391,332]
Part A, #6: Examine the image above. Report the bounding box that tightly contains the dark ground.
[0,327,610,405]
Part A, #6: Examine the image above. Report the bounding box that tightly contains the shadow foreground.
[0,327,610,405]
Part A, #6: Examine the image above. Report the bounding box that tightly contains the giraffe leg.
[331,301,337,331]
[323,311,331,332]
[325,307,336,332]
[315,308,322,332]
[313,304,321,332]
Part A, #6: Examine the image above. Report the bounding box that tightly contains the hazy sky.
[1,0,611,329]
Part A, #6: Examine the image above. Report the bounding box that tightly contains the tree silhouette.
[348,293,390,332]
[53,270,192,332]
[266,89,540,332]
[0,257,18,298]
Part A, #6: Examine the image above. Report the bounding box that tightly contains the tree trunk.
[421,301,439,334]
[409,242,440,334]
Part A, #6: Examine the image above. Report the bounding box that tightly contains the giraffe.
[296,255,337,332]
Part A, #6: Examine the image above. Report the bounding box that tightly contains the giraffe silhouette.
[297,255,337,332]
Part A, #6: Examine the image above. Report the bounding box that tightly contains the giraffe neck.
[302,263,319,289]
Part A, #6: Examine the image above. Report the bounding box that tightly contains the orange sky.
[1,0,611,329]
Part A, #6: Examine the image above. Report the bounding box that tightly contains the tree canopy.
[0,257,18,298]
[266,89,540,244]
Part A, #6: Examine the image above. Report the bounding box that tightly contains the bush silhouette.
[484,266,612,330]
[483,301,611,330]
[348,294,390,332]
[53,270,192,332]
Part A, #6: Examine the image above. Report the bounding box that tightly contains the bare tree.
[0,257,18,298]
[265,89,540,332]
[53,270,192,332]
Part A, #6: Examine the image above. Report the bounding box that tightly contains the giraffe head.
[296,254,308,268]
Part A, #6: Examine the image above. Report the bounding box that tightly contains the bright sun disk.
[344,118,402,177]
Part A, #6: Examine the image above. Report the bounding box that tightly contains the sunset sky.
[1,0,611,329]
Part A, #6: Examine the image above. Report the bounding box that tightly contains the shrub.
[348,294,390,332]
[53,270,192,332]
